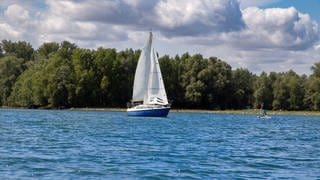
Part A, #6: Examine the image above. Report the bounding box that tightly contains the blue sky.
[0,0,319,75]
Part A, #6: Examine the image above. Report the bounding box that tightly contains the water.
[1,109,320,179]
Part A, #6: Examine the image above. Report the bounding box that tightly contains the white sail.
[132,32,152,102]
[145,49,168,105]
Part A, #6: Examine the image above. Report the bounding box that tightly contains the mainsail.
[132,32,152,102]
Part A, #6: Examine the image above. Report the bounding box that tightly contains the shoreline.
[1,106,320,116]
[171,109,320,116]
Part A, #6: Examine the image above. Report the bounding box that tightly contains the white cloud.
[42,0,244,37]
[0,0,319,74]
[41,16,69,34]
[0,4,39,45]
[37,0,130,48]
[238,7,319,50]
[155,0,245,36]
[161,5,319,74]
[44,0,143,24]
[155,5,319,52]
[123,0,143,7]
[4,4,30,23]
[0,23,21,38]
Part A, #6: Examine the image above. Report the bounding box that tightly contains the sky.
[0,0,319,75]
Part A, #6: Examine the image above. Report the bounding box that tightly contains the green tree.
[272,72,290,110]
[179,54,232,109]
[253,72,273,109]
[111,49,139,107]
[304,77,320,110]
[37,42,59,59]
[72,48,97,106]
[8,61,48,107]
[198,57,232,109]
[287,71,305,110]
[1,39,316,111]
[159,55,184,107]
[94,47,117,106]
[0,56,24,105]
[181,54,207,107]
[42,42,77,107]
[0,43,3,57]
[304,63,320,110]
[1,40,34,61]
[231,68,255,109]
[311,63,320,77]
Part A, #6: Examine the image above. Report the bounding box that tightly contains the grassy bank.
[68,107,126,112]
[68,107,320,116]
[171,109,320,116]
[2,106,320,116]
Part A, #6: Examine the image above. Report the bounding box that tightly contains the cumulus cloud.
[38,0,129,47]
[14,0,245,47]
[176,6,319,51]
[238,7,319,50]
[2,0,317,50]
[0,4,39,44]
[41,0,244,37]
[43,0,162,31]
[0,23,21,38]
[155,0,245,36]
[4,4,30,23]
[0,0,319,74]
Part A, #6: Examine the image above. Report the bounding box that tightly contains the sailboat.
[127,32,170,117]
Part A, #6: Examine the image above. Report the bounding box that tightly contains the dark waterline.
[1,109,320,179]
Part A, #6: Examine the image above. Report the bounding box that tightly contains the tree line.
[0,40,320,110]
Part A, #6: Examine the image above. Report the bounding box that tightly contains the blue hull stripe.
[127,107,170,117]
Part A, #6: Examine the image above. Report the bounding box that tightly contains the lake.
[0,109,319,179]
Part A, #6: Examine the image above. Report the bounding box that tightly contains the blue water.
[1,109,320,179]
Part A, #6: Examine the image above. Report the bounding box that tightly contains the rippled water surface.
[1,109,320,179]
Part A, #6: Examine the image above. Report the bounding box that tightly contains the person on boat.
[260,103,267,117]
